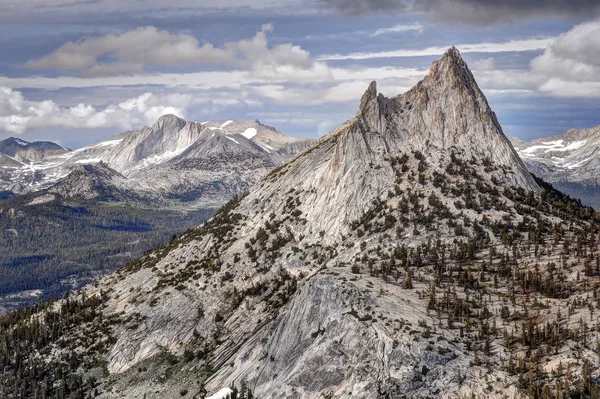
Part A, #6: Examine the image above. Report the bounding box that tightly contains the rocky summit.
[2,48,600,399]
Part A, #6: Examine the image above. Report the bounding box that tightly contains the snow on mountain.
[0,117,313,208]
[206,388,234,399]
[511,124,600,208]
[0,137,68,162]
[241,127,257,139]
[0,152,24,169]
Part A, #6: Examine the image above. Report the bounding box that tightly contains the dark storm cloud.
[316,0,600,24]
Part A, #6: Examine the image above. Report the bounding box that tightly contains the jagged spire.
[425,46,478,92]
[359,81,378,109]
[356,81,381,130]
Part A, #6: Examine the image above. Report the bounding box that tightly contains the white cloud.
[319,38,554,60]
[461,21,600,99]
[538,79,600,98]
[0,65,425,91]
[9,20,600,139]
[370,23,423,37]
[25,24,326,78]
[0,87,192,134]
[0,71,250,90]
[472,57,495,71]
[471,69,543,91]
[531,20,600,83]
[316,120,339,137]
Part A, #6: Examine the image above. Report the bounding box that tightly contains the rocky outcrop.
[0,152,23,168]
[46,161,160,204]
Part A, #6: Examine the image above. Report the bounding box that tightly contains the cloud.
[316,0,600,24]
[472,57,495,71]
[319,38,554,60]
[527,20,600,97]
[0,87,192,134]
[8,19,600,141]
[370,23,423,37]
[0,64,426,91]
[531,20,600,82]
[438,20,600,99]
[537,79,600,98]
[25,24,326,78]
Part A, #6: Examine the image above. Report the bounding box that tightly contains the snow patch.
[257,144,271,153]
[241,127,257,139]
[225,136,240,145]
[74,157,103,164]
[92,139,123,148]
[22,161,64,171]
[133,144,192,170]
[560,140,587,151]
[206,388,233,399]
[14,138,28,146]
[564,157,591,169]
[520,139,587,156]
[220,120,233,129]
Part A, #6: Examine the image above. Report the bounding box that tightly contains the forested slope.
[0,196,214,312]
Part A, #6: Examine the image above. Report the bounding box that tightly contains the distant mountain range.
[510,125,600,208]
[0,116,313,209]
[0,117,313,313]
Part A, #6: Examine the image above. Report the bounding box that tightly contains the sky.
[1,0,600,148]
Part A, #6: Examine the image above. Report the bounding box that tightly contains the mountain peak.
[424,46,478,93]
[6,137,29,145]
[153,114,187,131]
[346,47,540,193]
[357,81,381,128]
[439,46,466,68]
[444,45,462,60]
[0,136,29,147]
[360,80,377,105]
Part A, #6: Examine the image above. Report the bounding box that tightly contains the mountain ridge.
[0,117,314,209]
[0,137,68,162]
[511,124,600,208]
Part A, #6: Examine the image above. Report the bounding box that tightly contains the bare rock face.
[0,152,23,168]
[511,125,600,208]
[45,161,163,204]
[0,137,68,162]
[9,48,597,399]
[357,47,539,193]
[89,48,544,397]
[103,114,203,172]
